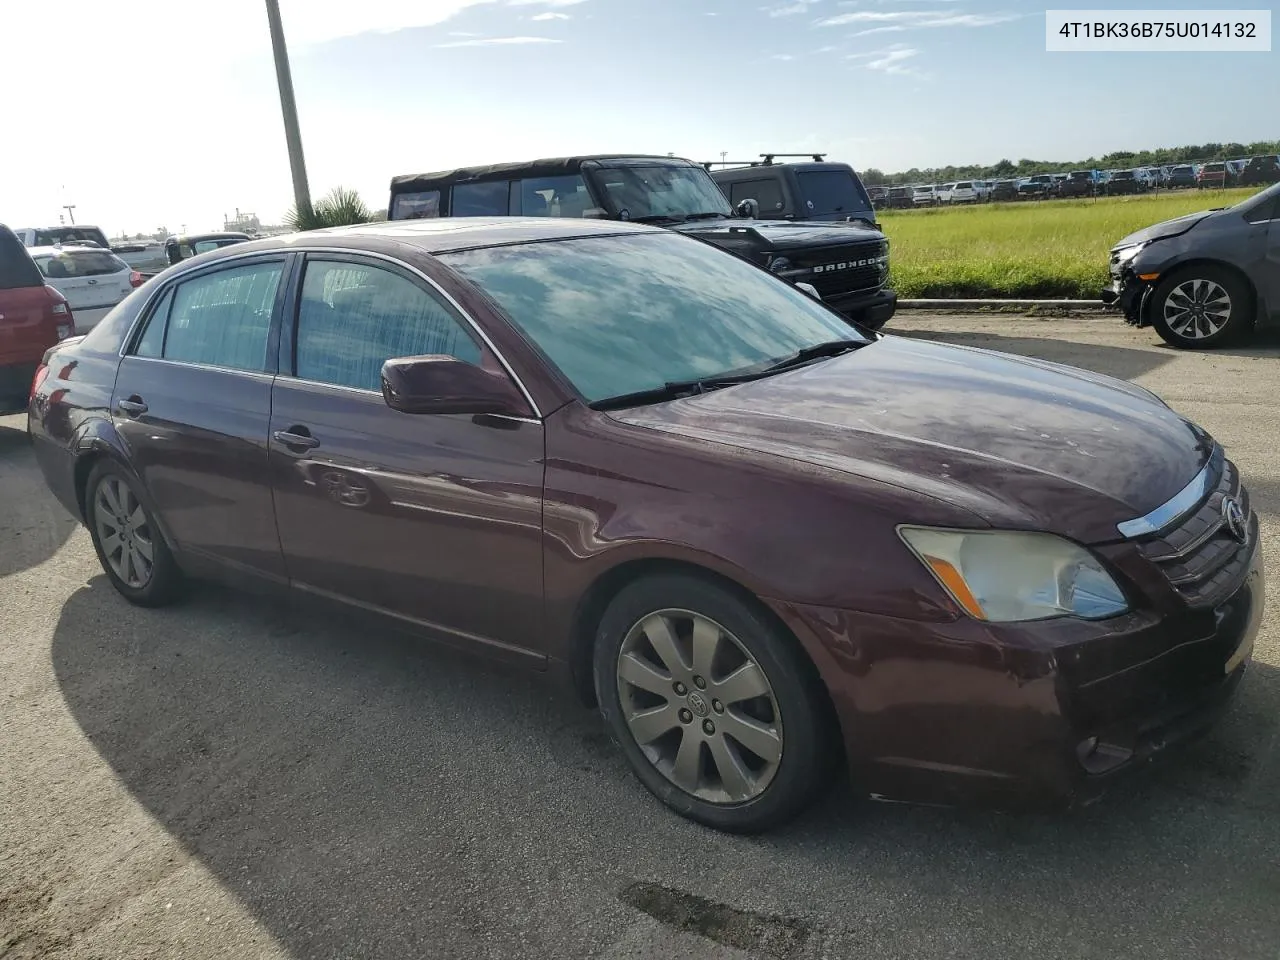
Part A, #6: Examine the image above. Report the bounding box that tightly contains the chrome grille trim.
[1116,445,1223,538]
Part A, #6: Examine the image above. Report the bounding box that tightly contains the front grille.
[1135,458,1255,607]
[790,241,887,297]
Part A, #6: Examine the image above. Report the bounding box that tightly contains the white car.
[949,180,981,203]
[936,182,955,204]
[14,225,111,250]
[28,245,141,332]
[912,185,936,206]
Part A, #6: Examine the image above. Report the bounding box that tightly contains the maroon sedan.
[28,219,1263,832]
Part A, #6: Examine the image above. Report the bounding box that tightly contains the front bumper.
[769,539,1262,812]
[826,287,897,331]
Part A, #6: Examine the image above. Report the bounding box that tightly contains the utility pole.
[264,0,312,217]
[720,151,727,165]
[62,204,76,225]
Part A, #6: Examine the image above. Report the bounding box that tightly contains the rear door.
[111,254,290,579]
[0,228,54,381]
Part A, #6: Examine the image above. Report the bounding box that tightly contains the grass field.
[879,187,1259,299]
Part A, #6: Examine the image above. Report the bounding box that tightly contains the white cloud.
[449,30,484,35]
[434,35,563,46]
[767,1,816,16]
[507,0,587,5]
[531,11,571,18]
[853,25,906,35]
[770,53,796,60]
[819,8,1016,28]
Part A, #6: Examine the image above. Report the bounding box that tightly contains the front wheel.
[1150,266,1252,349]
[593,574,833,833]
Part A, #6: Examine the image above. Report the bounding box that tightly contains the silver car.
[28,245,141,332]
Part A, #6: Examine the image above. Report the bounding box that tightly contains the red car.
[0,224,75,413]
[28,219,1262,832]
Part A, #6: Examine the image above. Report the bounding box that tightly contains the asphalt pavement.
[2,313,1279,960]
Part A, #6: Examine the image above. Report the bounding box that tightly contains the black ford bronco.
[388,154,896,330]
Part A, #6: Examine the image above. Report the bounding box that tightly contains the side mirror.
[380,355,530,417]
[734,198,760,219]
[795,282,822,300]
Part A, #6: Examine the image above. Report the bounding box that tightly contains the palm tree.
[286,186,373,231]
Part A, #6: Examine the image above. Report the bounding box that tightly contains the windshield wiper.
[589,339,868,411]
[629,214,686,225]
[757,338,866,374]
[683,211,729,221]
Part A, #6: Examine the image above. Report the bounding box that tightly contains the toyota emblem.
[1221,496,1248,544]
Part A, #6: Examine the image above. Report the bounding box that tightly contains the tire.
[85,460,184,606]
[1150,265,1252,350]
[593,574,833,833]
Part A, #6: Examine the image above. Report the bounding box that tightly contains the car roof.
[390,154,691,191]
[168,232,251,242]
[188,217,667,261]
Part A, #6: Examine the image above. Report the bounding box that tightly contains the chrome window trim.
[121,354,277,382]
[1116,445,1223,539]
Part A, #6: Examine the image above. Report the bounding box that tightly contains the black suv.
[1055,171,1098,199]
[704,155,878,226]
[388,155,895,330]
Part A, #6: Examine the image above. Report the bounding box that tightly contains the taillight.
[30,363,49,400]
[43,285,74,339]
[129,270,145,288]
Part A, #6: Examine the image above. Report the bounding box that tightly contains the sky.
[1,0,1273,237]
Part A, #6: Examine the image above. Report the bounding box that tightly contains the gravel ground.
[2,313,1278,960]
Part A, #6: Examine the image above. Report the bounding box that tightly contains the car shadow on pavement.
[893,328,1179,381]
[49,576,1280,958]
[0,419,78,578]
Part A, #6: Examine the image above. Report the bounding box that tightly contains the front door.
[268,253,545,661]
[111,255,289,579]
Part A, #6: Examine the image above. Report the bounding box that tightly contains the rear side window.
[294,258,481,391]
[728,179,785,215]
[515,175,590,217]
[0,226,42,289]
[146,262,283,371]
[35,250,127,278]
[390,190,441,220]
[452,181,512,216]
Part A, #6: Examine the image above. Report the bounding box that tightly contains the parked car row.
[871,156,1280,208]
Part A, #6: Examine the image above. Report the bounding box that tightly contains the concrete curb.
[899,298,1107,311]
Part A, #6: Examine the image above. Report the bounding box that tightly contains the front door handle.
[117,396,148,417]
[273,427,320,451]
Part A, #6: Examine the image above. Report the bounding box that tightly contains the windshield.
[1202,163,1224,172]
[442,231,863,405]
[795,170,872,217]
[33,227,107,247]
[585,161,731,220]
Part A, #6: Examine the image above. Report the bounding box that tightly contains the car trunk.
[37,251,132,311]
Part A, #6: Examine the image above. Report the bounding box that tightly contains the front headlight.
[1113,242,1146,264]
[898,527,1128,622]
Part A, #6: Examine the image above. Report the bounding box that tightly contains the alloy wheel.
[615,608,783,804]
[1164,278,1232,340]
[94,476,155,589]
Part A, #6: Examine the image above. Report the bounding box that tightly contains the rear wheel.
[86,461,184,606]
[593,574,833,833]
[1150,266,1252,349]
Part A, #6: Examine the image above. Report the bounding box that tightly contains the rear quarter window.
[452,181,512,216]
[727,178,785,215]
[0,226,43,289]
[390,189,441,220]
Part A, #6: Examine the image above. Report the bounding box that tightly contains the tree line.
[860,140,1280,186]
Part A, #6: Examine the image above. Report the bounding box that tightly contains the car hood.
[671,217,884,250]
[1113,210,1215,249]
[610,336,1210,544]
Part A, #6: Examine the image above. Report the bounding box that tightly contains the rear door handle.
[273,428,320,450]
[117,397,148,417]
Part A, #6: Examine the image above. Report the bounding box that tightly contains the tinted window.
[452,181,511,216]
[516,175,591,217]
[955,182,973,189]
[795,171,873,217]
[442,232,859,405]
[294,259,481,392]
[162,262,282,371]
[134,289,173,358]
[728,179,785,215]
[0,225,42,289]
[35,250,127,278]
[33,227,109,248]
[390,190,441,220]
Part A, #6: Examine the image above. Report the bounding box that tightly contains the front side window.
[294,259,482,392]
[157,261,282,371]
[391,189,441,220]
[728,179,785,215]
[442,232,861,405]
[451,181,511,217]
[516,175,590,217]
[586,162,731,221]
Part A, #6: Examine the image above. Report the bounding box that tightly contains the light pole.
[62,204,77,225]
[264,0,312,217]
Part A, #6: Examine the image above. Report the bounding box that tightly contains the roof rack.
[702,153,828,170]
